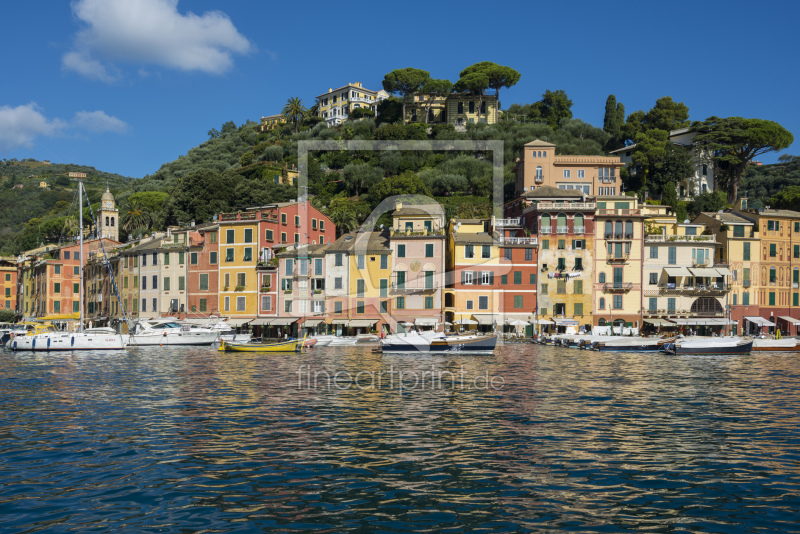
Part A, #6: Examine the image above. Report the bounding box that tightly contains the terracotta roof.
[524,139,556,147]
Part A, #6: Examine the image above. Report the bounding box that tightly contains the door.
[613,267,623,288]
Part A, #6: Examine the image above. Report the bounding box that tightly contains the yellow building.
[593,196,646,332]
[317,82,388,126]
[694,210,757,335]
[38,181,49,189]
[347,231,391,333]
[447,219,502,330]
[405,93,499,128]
[218,214,259,325]
[259,114,287,132]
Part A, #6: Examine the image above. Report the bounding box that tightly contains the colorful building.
[317,82,388,126]
[182,223,220,320]
[0,257,18,312]
[447,219,500,330]
[259,114,287,132]
[218,216,259,328]
[513,140,624,197]
[404,93,499,127]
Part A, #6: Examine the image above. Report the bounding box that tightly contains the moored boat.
[662,337,753,355]
[752,338,800,352]
[380,331,497,354]
[128,320,219,346]
[593,337,675,352]
[219,338,302,352]
[9,324,126,352]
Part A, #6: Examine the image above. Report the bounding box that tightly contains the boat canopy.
[745,316,776,327]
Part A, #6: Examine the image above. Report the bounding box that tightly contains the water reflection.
[1,344,800,532]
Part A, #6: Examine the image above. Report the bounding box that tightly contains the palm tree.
[121,198,151,234]
[282,97,306,134]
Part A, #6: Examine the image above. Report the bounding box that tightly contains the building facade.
[317,82,388,126]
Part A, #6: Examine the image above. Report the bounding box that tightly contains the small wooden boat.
[219,336,303,352]
[752,338,800,352]
[303,338,318,348]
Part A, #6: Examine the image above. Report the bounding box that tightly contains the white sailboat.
[10,182,127,351]
[128,319,219,346]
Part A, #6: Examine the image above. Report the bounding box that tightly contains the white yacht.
[9,324,126,352]
[128,320,219,346]
[203,320,252,343]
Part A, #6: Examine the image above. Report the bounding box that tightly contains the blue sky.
[1,0,797,178]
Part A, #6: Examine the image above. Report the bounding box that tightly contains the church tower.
[98,187,119,241]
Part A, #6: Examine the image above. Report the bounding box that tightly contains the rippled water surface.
[2,344,800,532]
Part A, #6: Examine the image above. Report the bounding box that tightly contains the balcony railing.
[499,236,538,245]
[646,284,731,296]
[607,254,630,262]
[539,226,552,234]
[693,259,710,267]
[534,202,596,211]
[645,234,716,243]
[556,226,569,234]
[392,279,438,291]
[495,218,520,227]
[573,226,585,234]
[603,283,633,292]
[597,208,641,216]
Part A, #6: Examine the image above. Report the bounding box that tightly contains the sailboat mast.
[79,181,84,333]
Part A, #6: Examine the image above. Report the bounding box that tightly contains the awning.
[268,318,298,326]
[535,319,554,325]
[249,318,270,326]
[745,316,776,327]
[455,319,478,325]
[472,314,495,326]
[553,317,579,326]
[331,319,349,325]
[778,316,800,325]
[690,268,721,277]
[349,319,378,328]
[415,318,438,326]
[664,267,692,277]
[715,267,733,276]
[644,318,674,326]
[226,318,253,327]
[301,319,324,327]
[671,317,726,326]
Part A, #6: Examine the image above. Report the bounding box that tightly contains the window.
[134,276,138,288]
[599,272,606,284]
[210,251,218,264]
[563,170,571,178]
[152,275,158,289]
[335,253,343,267]
[380,279,388,297]
[525,248,533,261]
[482,245,491,259]
[179,276,185,291]
[463,271,474,285]
[200,274,209,291]
[770,267,777,283]
[530,273,536,284]
[74,266,79,275]
[501,275,507,285]
[770,244,777,257]
[733,225,745,238]
[649,246,658,259]
[226,229,235,243]
[557,258,566,271]
[574,280,583,294]
[649,273,658,285]
[578,170,585,178]
[541,284,548,294]
[164,277,171,291]
[574,303,583,315]
[190,252,198,265]
[667,297,676,312]
[226,248,234,262]
[795,245,800,259]
[743,242,750,261]
[357,279,365,297]
[649,297,657,312]
[357,301,365,314]
[558,239,565,250]
[54,265,61,275]
[425,244,434,258]
[425,296,434,309]
[573,240,584,250]
[380,255,388,269]
[397,245,406,258]
[284,300,292,313]
[478,296,488,310]
[281,214,287,225]
[285,259,293,276]
[613,295,622,309]
[54,283,60,293]
[152,298,157,312]
[514,271,521,285]
[294,233,299,244]
[458,101,463,114]
[514,295,523,309]
[396,297,404,310]
[769,292,776,306]
[266,229,274,242]
[542,240,549,250]
[244,248,253,262]
[668,246,676,265]
[599,297,605,310]
[335,300,343,313]
[334,277,343,290]
[281,233,287,243]
[742,292,750,305]
[685,226,697,236]
[244,228,253,243]
[142,277,147,290]
[357,255,365,269]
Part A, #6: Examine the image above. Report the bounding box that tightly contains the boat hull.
[663,340,754,355]
[381,334,498,354]
[10,332,126,351]
[127,331,219,346]
[219,340,300,352]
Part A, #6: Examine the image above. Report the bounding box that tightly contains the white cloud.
[72,110,129,133]
[62,0,253,82]
[0,104,67,151]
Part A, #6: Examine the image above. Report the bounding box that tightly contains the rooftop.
[523,185,584,199]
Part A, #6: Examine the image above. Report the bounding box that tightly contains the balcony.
[556,226,569,234]
[392,279,438,292]
[495,218,520,227]
[534,176,544,183]
[539,226,552,234]
[573,226,585,234]
[693,259,710,267]
[603,283,633,292]
[645,234,716,243]
[597,208,641,216]
[607,254,629,262]
[645,284,731,296]
[498,236,538,245]
[534,202,596,211]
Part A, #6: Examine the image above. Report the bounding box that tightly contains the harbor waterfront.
[2,345,800,532]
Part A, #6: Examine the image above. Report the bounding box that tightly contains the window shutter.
[461,270,466,284]
[489,272,495,285]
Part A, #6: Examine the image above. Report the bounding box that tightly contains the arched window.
[542,151,547,157]
[599,272,606,283]
[111,217,115,227]
[537,151,541,157]
[541,214,551,231]
[690,297,723,314]
[574,213,584,231]
[625,220,633,237]
[535,166,543,180]
[615,221,623,236]
[604,221,612,236]
[598,318,607,326]
[613,319,626,327]
[557,213,567,231]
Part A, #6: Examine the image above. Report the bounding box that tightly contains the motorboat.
[8,324,126,352]
[197,319,252,343]
[662,337,753,355]
[315,335,357,346]
[0,325,28,347]
[380,330,498,354]
[219,338,302,352]
[752,338,800,352]
[355,333,379,344]
[128,320,219,346]
[592,337,675,352]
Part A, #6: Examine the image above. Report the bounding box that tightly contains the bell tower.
[98,187,119,241]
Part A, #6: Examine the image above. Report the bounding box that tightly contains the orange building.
[0,258,17,312]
